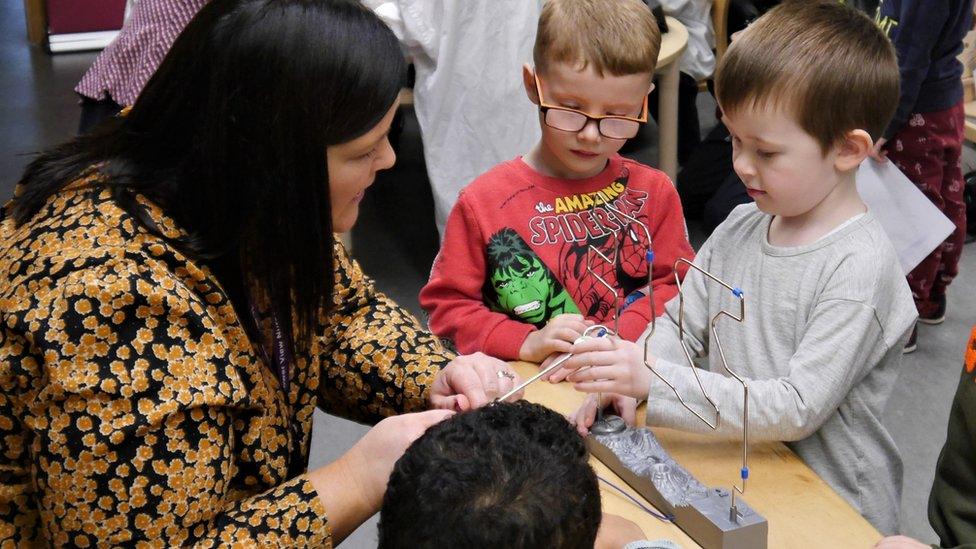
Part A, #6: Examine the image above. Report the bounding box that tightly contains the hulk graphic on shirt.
[484,228,580,327]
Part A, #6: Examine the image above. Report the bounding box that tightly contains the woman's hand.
[518,314,593,363]
[595,513,646,549]
[308,409,454,542]
[569,392,638,437]
[429,352,522,410]
[873,536,930,549]
[559,337,653,399]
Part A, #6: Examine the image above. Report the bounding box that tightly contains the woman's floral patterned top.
[0,177,454,547]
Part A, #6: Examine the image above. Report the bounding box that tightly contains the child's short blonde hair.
[534,0,661,77]
[716,0,899,151]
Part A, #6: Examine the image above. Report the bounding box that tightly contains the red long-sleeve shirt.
[420,155,694,359]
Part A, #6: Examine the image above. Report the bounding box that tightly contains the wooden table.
[656,17,689,183]
[512,362,882,548]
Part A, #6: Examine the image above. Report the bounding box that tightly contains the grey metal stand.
[587,426,767,549]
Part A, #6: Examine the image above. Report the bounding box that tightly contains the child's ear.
[833,129,873,172]
[523,64,540,105]
[647,81,656,95]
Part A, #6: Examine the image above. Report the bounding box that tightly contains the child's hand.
[873,536,929,549]
[594,513,646,549]
[559,336,653,399]
[569,392,638,437]
[518,314,593,363]
[541,350,575,383]
[869,137,889,162]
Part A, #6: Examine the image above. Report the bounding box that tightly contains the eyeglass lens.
[544,109,639,139]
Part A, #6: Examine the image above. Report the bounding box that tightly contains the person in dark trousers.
[869,0,975,353]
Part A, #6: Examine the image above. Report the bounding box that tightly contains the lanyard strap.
[249,302,294,394]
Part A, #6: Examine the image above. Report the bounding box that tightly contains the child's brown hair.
[716,0,899,151]
[534,0,661,77]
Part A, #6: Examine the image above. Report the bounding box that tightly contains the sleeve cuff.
[481,321,535,360]
[617,309,651,341]
[217,475,332,546]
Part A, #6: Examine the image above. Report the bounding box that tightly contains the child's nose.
[577,119,602,143]
[732,151,756,180]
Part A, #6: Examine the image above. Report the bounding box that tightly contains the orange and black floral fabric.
[0,177,454,547]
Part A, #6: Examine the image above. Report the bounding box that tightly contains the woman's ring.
[496,370,515,380]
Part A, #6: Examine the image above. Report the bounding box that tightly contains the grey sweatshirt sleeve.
[646,298,887,440]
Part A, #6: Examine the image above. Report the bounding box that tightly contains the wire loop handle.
[493,325,615,403]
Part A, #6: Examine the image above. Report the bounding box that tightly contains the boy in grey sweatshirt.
[559,1,916,534]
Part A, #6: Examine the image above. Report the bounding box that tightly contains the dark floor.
[4,1,975,546]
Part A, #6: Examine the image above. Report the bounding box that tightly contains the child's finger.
[547,364,573,383]
[540,355,569,383]
[574,396,599,435]
[550,336,575,351]
[554,327,584,343]
[570,336,616,354]
[614,397,637,425]
[564,319,591,334]
[572,379,621,394]
[561,350,621,373]
[567,364,618,384]
[551,313,585,324]
[546,318,588,338]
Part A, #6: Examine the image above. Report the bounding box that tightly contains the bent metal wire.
[597,203,752,522]
[584,244,620,427]
[670,257,749,521]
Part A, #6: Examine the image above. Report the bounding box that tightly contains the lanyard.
[249,302,294,394]
[247,301,305,479]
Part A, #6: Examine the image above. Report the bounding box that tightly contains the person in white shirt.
[363,0,545,238]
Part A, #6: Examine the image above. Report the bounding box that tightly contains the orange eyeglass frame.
[533,73,649,132]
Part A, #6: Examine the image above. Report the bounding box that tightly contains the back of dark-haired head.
[378,401,602,549]
[10,0,406,357]
[715,0,899,151]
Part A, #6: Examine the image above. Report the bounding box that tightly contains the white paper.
[856,160,955,274]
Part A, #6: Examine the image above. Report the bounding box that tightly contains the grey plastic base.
[587,427,767,549]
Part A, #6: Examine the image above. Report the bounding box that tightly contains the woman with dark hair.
[0,0,520,545]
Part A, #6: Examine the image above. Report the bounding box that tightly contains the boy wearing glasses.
[420,0,694,363]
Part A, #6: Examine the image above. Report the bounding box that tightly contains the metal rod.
[664,258,749,518]
[494,325,613,403]
[596,205,751,521]
[585,245,620,425]
[603,203,657,338]
[705,278,748,519]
